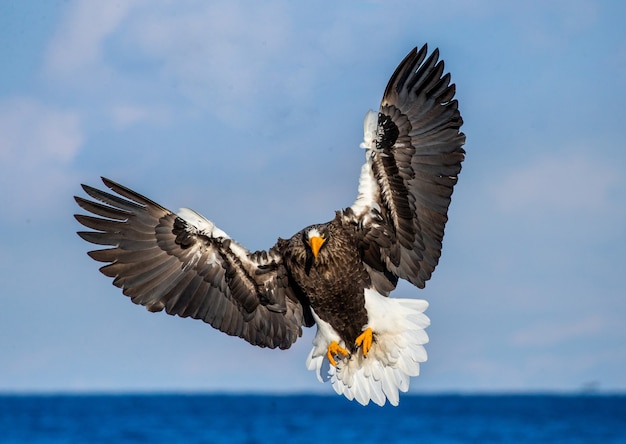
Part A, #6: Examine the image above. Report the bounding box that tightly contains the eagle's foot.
[355,327,373,357]
[327,341,349,366]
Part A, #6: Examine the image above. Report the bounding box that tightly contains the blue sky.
[1,0,625,394]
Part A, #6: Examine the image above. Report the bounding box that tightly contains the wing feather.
[75,177,308,349]
[351,45,466,289]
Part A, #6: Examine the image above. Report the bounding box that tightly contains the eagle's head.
[305,226,328,261]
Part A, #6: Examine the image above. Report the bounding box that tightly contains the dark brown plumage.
[281,215,371,351]
[74,44,465,406]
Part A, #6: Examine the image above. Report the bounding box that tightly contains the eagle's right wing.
[75,177,309,350]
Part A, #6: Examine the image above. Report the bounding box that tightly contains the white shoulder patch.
[351,159,380,216]
[177,207,230,239]
[360,109,378,150]
[351,109,381,216]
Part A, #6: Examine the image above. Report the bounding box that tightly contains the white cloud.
[45,0,138,78]
[42,0,318,129]
[0,97,82,165]
[110,103,171,130]
[492,152,621,214]
[0,97,83,218]
[123,1,301,122]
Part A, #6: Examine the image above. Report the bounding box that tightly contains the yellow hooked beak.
[308,236,325,260]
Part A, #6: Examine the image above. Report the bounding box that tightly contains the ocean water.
[0,394,624,443]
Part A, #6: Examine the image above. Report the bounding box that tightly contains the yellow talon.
[355,327,373,357]
[327,341,349,366]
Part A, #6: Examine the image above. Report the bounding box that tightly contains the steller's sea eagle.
[74,45,466,406]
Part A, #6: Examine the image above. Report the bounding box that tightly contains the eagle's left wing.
[350,45,466,289]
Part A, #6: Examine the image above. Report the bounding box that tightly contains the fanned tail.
[306,289,430,406]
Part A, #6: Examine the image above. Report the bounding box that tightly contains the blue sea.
[0,394,624,443]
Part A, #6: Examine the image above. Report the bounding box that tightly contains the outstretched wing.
[351,45,466,289]
[75,177,308,349]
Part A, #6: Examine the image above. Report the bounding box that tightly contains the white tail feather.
[306,289,430,406]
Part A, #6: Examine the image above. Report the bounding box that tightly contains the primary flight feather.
[75,45,466,406]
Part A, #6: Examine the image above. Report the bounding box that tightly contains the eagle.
[74,45,466,406]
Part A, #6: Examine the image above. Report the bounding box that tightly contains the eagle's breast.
[283,220,370,349]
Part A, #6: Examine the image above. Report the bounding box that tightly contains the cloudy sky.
[1,0,624,395]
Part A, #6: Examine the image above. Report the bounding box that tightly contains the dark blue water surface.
[0,394,624,443]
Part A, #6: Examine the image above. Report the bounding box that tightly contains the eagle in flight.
[75,45,466,406]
